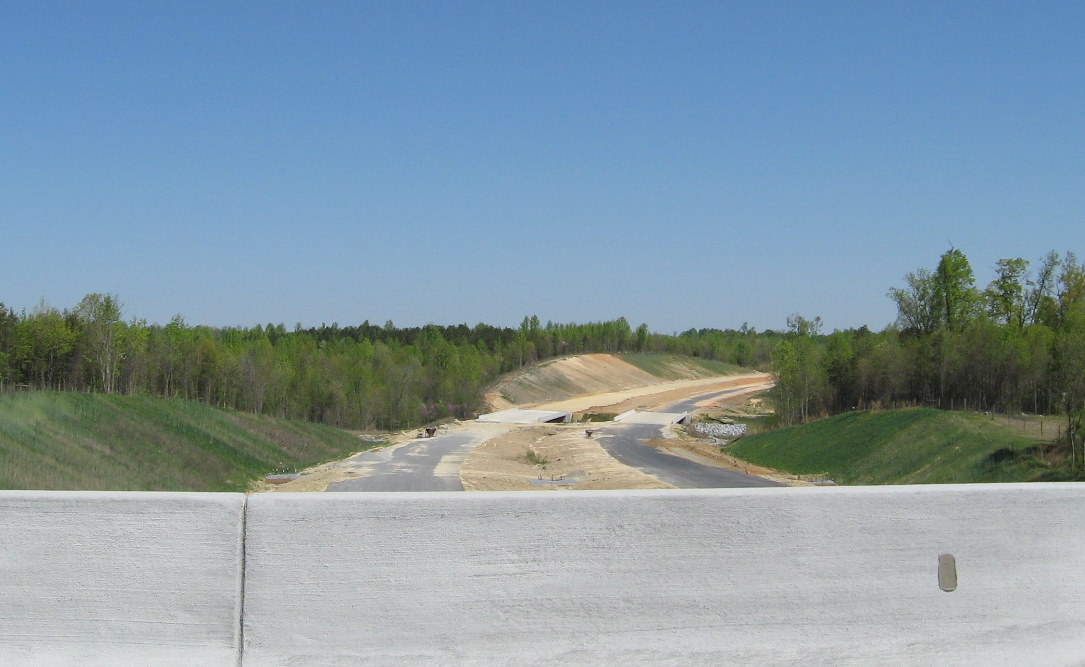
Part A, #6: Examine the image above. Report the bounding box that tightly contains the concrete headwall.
[614,409,691,424]
[3,485,1085,665]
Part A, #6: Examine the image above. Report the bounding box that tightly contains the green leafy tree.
[934,248,981,330]
[1055,252,1085,326]
[14,303,76,389]
[985,258,1029,327]
[0,303,18,388]
[75,293,124,394]
[771,314,825,424]
[823,331,857,412]
[120,318,151,395]
[1053,310,1085,468]
[889,268,940,334]
[1026,251,1061,325]
[635,323,650,352]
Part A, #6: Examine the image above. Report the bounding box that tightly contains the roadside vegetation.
[1,245,1081,487]
[0,299,777,432]
[524,448,549,467]
[0,391,382,491]
[727,408,1079,485]
[768,248,1085,472]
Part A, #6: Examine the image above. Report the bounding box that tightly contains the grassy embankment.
[618,354,748,379]
[0,391,382,492]
[727,407,1075,485]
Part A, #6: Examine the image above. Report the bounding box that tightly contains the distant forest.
[3,248,1082,458]
[0,301,779,430]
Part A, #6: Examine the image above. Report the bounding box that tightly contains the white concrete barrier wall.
[243,485,1085,665]
[3,485,1084,665]
[0,491,245,666]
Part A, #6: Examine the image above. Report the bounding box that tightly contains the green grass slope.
[727,408,1053,485]
[0,391,382,491]
[617,354,747,380]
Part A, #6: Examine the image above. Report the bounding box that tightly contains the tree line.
[771,248,1085,467]
[0,300,775,431]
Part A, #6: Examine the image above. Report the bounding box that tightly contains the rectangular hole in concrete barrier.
[938,554,957,592]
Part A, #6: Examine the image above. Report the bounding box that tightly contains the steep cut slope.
[484,353,748,410]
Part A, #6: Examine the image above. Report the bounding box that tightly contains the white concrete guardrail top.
[2,484,1084,665]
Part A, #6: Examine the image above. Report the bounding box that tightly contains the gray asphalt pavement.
[595,423,780,488]
[326,431,484,492]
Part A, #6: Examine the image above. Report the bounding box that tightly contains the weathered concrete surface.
[613,409,691,424]
[3,485,1083,665]
[477,409,572,424]
[243,485,1085,665]
[0,491,245,666]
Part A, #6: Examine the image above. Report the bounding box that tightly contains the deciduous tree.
[934,248,981,331]
[985,258,1029,327]
[75,293,124,394]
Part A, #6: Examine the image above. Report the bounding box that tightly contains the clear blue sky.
[4,1,1083,333]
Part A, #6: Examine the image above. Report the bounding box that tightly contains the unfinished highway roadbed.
[259,355,779,493]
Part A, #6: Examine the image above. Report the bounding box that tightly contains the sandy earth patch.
[460,425,672,491]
